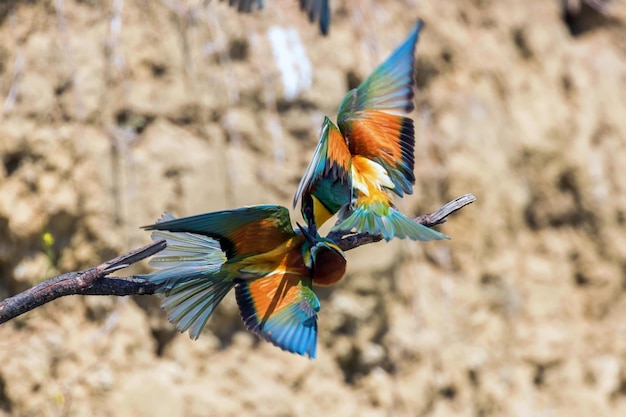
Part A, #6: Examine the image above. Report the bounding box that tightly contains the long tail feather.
[159,277,235,340]
[143,213,233,339]
[332,203,449,242]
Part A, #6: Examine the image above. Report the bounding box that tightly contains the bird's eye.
[304,195,314,218]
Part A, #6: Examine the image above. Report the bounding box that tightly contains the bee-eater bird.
[143,205,346,358]
[293,20,449,242]
[226,0,331,35]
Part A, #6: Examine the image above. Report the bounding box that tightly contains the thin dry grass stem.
[248,30,286,170]
[201,6,240,105]
[163,0,200,78]
[157,0,240,206]
[202,5,243,205]
[106,0,127,75]
[349,0,381,68]
[2,6,23,116]
[103,0,140,236]
[106,126,137,226]
[54,0,85,121]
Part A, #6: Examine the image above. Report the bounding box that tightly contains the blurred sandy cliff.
[1,0,626,416]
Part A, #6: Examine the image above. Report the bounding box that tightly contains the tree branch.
[0,240,165,324]
[0,194,475,324]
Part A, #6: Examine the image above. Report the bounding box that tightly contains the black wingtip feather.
[404,90,415,113]
[399,118,416,179]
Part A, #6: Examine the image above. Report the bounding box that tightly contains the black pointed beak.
[297,222,317,246]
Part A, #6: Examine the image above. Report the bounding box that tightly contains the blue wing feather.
[337,20,423,120]
[335,21,423,198]
[235,278,319,358]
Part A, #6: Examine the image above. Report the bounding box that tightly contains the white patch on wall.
[267,26,312,101]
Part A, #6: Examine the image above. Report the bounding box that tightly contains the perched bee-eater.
[143,205,345,358]
[226,0,331,35]
[293,20,448,242]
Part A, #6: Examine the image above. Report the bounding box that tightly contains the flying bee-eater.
[143,205,346,358]
[226,0,331,35]
[293,20,449,242]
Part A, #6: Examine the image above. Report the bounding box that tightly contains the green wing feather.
[336,21,423,196]
[293,117,351,231]
[144,205,296,259]
[236,273,320,358]
[337,20,422,118]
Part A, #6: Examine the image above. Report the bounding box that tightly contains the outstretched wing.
[294,117,351,230]
[143,205,295,259]
[337,20,423,196]
[236,272,319,358]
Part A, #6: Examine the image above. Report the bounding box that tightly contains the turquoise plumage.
[143,206,345,358]
[294,20,449,242]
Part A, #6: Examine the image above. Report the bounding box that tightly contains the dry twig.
[0,241,166,324]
